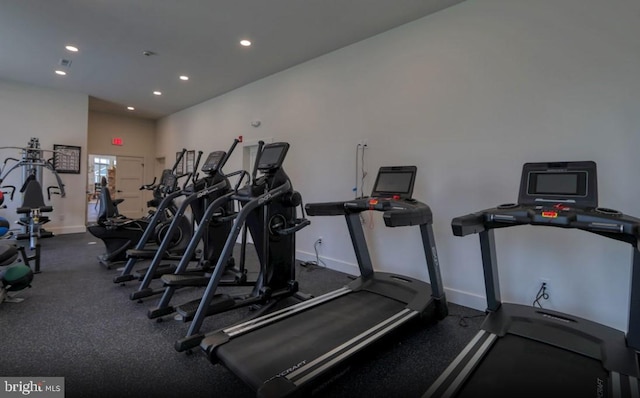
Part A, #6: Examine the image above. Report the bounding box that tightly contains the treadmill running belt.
[458,334,609,398]
[216,290,406,391]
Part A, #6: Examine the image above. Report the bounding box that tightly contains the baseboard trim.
[296,249,486,312]
[48,225,87,235]
[296,249,359,276]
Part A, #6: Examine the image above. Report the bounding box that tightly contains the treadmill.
[424,161,640,398]
[200,165,448,397]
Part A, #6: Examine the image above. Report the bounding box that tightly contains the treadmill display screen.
[518,162,597,208]
[528,172,587,197]
[374,172,413,194]
[371,166,417,199]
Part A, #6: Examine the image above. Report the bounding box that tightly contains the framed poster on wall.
[176,152,184,175]
[53,144,81,174]
[185,150,195,173]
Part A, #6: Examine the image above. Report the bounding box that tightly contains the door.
[115,156,145,218]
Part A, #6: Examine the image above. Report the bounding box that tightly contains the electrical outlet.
[358,139,368,147]
[317,236,323,245]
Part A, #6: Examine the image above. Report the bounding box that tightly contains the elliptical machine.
[124,140,247,301]
[172,141,311,352]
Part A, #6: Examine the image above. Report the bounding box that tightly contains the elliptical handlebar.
[216,138,240,176]
[140,177,157,191]
[250,141,265,185]
[227,170,250,192]
[173,148,187,172]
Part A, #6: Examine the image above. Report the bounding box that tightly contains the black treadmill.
[200,165,448,397]
[425,161,640,398]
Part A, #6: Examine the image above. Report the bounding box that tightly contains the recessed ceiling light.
[240,39,252,47]
[55,70,67,76]
[179,75,189,81]
[127,106,135,111]
[153,91,162,96]
[65,45,79,52]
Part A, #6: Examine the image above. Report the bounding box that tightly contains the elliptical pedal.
[161,273,209,287]
[175,294,235,322]
[134,263,178,280]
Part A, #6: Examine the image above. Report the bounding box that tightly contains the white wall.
[157,0,640,332]
[0,79,88,234]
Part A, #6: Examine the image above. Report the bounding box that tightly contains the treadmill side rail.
[260,308,420,398]
[423,330,497,398]
[201,288,354,360]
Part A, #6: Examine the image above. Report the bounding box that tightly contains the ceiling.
[0,0,464,120]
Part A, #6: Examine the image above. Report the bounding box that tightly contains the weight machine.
[0,138,66,273]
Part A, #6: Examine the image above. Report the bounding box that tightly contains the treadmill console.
[452,161,640,245]
[306,165,432,227]
[201,151,226,173]
[518,161,597,208]
[370,166,417,200]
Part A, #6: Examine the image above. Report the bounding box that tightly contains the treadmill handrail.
[452,205,640,246]
[306,197,433,227]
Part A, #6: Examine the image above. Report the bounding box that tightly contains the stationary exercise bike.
[87,177,150,268]
[89,149,195,269]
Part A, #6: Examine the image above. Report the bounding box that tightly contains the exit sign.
[112,137,123,146]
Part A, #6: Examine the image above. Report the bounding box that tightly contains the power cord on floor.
[449,313,486,328]
[300,238,326,271]
[532,282,549,308]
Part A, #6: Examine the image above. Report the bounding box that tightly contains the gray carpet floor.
[0,232,483,398]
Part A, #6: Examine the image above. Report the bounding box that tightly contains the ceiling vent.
[59,59,72,67]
